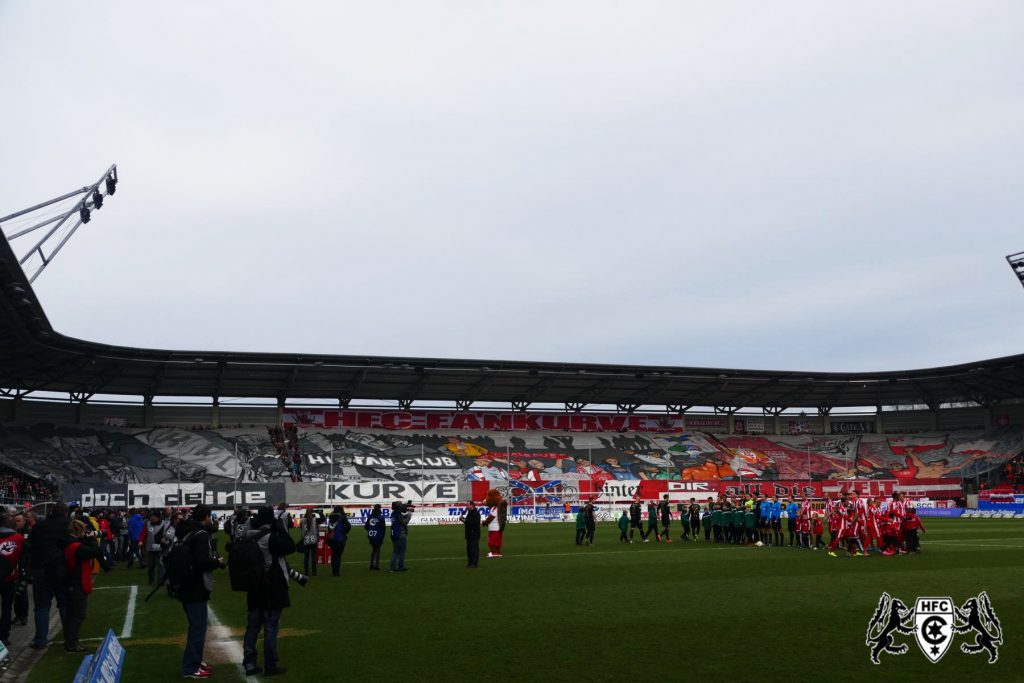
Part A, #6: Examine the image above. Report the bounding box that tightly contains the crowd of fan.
[0,466,58,503]
[267,425,303,482]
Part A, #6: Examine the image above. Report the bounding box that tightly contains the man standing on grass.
[365,504,385,570]
[628,500,644,542]
[29,502,69,650]
[618,510,629,543]
[583,501,597,546]
[744,503,756,544]
[575,507,586,545]
[702,504,713,541]
[645,500,660,543]
[126,508,145,568]
[0,512,25,648]
[389,502,412,570]
[242,506,294,677]
[177,504,224,679]
[658,496,672,543]
[145,511,171,586]
[460,501,481,567]
[687,502,701,542]
[769,497,783,547]
[13,511,33,627]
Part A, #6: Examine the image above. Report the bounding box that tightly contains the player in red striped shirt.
[844,501,867,557]
[888,493,907,552]
[865,498,883,554]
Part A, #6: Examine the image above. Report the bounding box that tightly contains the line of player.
[613,490,926,557]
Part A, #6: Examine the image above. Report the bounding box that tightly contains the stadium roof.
[1,236,1023,411]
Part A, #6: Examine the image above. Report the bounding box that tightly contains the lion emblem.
[953,591,1003,663]
[865,592,915,664]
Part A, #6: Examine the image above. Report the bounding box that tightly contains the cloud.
[1,1,1022,375]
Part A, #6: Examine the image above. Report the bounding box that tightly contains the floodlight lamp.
[92,190,103,209]
[79,206,91,224]
[105,175,117,195]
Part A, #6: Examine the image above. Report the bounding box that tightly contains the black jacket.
[246,523,292,612]
[176,520,221,604]
[462,508,481,539]
[28,515,70,575]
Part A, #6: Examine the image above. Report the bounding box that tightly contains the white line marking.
[121,585,138,639]
[208,603,259,682]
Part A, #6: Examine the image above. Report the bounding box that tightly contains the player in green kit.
[701,505,713,541]
[645,501,660,542]
[732,507,745,545]
[711,505,723,543]
[744,505,756,544]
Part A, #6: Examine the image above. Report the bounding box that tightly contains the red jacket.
[0,530,24,584]
[65,540,107,594]
[901,515,925,532]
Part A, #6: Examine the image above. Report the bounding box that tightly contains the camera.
[287,567,309,587]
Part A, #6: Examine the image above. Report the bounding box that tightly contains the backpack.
[164,531,198,592]
[43,544,68,583]
[228,530,269,592]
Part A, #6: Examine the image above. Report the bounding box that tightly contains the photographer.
[145,511,170,586]
[242,506,295,677]
[388,502,412,572]
[176,504,225,679]
[61,519,112,653]
[225,507,251,547]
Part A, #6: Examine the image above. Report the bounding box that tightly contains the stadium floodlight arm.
[1005,251,1024,290]
[0,163,118,283]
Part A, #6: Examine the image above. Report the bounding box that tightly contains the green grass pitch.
[24,518,1024,682]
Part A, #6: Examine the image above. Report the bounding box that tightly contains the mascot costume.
[483,489,508,557]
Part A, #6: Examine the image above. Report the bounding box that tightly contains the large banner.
[66,483,285,508]
[203,483,286,507]
[6,422,1015,490]
[638,478,962,501]
[284,408,684,432]
[324,481,460,505]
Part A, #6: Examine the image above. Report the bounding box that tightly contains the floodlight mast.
[1006,251,1024,289]
[0,164,118,283]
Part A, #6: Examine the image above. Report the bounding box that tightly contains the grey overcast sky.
[1,2,1022,373]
